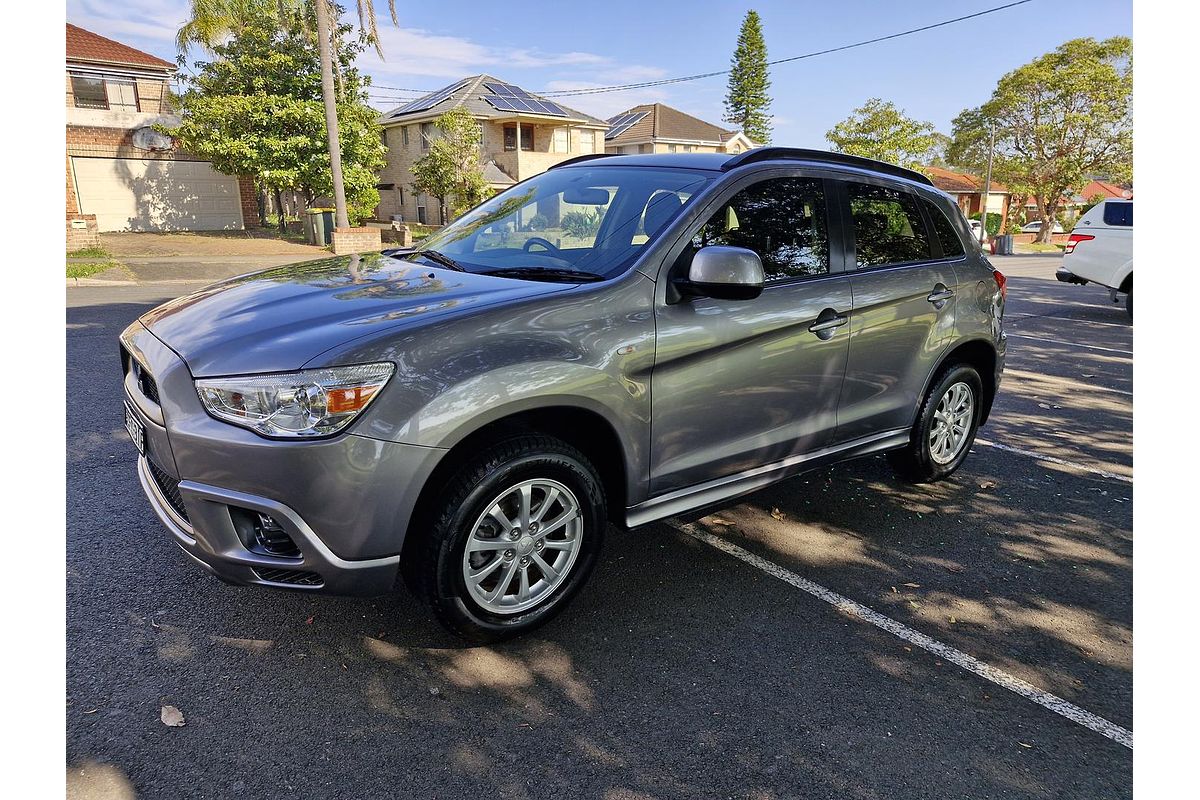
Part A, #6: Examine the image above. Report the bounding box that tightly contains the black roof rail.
[721,147,933,187]
[548,153,617,170]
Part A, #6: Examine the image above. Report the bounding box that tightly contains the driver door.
[649,173,853,495]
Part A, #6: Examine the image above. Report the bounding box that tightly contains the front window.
[691,177,830,281]
[71,76,108,109]
[504,124,535,152]
[106,80,138,111]
[421,122,434,150]
[552,128,569,153]
[579,129,596,154]
[410,166,714,281]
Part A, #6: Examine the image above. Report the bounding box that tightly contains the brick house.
[1022,179,1133,222]
[66,23,259,239]
[603,103,756,155]
[375,75,609,225]
[922,165,1011,230]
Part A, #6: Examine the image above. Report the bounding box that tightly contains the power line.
[364,0,1034,100]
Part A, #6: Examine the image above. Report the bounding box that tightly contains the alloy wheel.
[928,381,975,465]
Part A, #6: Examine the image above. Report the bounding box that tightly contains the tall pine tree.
[724,10,772,145]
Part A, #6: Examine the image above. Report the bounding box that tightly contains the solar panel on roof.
[605,111,649,139]
[394,79,469,115]
[485,82,516,97]
[484,95,568,117]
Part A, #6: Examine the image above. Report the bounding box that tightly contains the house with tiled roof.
[922,165,1011,227]
[66,24,259,240]
[375,75,609,225]
[1020,179,1133,222]
[603,103,755,155]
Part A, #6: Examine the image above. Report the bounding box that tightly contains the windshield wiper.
[411,249,466,272]
[481,267,605,283]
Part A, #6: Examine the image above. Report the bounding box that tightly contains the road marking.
[670,521,1134,749]
[1003,368,1133,397]
[974,439,1132,483]
[1006,333,1133,356]
[1008,312,1132,330]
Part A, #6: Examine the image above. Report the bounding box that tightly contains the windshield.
[410,166,714,280]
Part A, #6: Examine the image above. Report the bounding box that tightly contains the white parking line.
[974,439,1132,483]
[671,521,1134,749]
[1008,313,1132,330]
[1006,333,1133,356]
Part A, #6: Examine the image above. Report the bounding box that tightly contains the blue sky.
[66,0,1131,146]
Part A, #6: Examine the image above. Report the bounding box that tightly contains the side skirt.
[623,428,911,529]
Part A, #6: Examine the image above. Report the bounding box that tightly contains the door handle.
[808,314,849,333]
[927,288,955,304]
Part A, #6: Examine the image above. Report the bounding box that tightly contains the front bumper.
[121,320,445,596]
[137,455,401,594]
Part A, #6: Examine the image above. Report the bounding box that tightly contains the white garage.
[70,157,244,232]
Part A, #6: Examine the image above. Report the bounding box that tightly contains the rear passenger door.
[834,180,961,442]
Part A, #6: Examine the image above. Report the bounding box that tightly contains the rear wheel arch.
[922,339,999,425]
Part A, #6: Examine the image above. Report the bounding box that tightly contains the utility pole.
[979,122,995,246]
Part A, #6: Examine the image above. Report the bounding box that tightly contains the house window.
[503,124,536,152]
[683,145,695,153]
[578,129,595,154]
[402,125,409,146]
[421,122,434,150]
[638,144,651,154]
[71,76,109,109]
[552,127,569,153]
[106,80,138,111]
[380,128,388,146]
[416,195,427,225]
[667,144,677,153]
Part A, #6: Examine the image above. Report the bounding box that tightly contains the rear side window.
[1103,202,1133,227]
[692,177,829,281]
[848,183,932,268]
[923,199,965,258]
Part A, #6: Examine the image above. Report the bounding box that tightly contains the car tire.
[411,435,606,643]
[887,364,984,484]
[1126,286,1132,319]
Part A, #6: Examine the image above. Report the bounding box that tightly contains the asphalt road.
[66,254,1132,799]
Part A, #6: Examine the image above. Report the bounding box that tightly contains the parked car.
[967,219,988,242]
[120,148,1007,641]
[1020,219,1064,234]
[1056,199,1133,316]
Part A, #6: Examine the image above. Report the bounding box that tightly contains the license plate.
[125,402,145,455]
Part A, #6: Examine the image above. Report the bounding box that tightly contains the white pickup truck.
[1057,199,1133,317]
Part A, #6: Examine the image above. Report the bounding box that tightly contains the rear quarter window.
[923,198,965,258]
[1102,202,1133,227]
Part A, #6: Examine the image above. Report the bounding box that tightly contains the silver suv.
[121,148,1007,641]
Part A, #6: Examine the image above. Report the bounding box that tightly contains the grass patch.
[1019,242,1066,253]
[68,246,112,259]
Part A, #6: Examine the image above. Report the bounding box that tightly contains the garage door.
[71,157,244,232]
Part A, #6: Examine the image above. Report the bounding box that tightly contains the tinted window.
[848,183,931,267]
[1103,202,1133,227]
[692,177,829,281]
[71,76,108,109]
[923,198,965,257]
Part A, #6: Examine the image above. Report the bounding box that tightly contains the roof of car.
[553,149,936,188]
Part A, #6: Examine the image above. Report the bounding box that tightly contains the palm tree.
[177,0,398,229]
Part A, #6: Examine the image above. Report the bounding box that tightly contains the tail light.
[1065,233,1094,255]
[993,269,1007,300]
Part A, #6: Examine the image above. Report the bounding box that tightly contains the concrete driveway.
[66,251,1131,798]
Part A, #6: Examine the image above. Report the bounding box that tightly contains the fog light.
[230,508,302,558]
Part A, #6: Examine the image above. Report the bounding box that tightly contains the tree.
[949,37,1132,243]
[164,12,385,229]
[411,107,490,224]
[723,10,772,145]
[177,0,398,230]
[825,99,942,170]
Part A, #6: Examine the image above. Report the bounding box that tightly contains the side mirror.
[678,245,765,301]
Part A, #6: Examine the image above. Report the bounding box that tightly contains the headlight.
[195,363,394,438]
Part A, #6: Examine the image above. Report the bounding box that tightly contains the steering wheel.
[523,237,560,254]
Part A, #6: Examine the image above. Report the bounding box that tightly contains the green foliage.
[826,99,941,170]
[968,211,1003,237]
[724,10,772,144]
[949,37,1132,242]
[411,107,490,223]
[67,246,110,259]
[561,207,605,239]
[527,214,548,231]
[163,11,386,224]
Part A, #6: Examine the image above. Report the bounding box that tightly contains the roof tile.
[66,23,175,70]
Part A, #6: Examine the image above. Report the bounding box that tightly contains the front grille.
[147,457,189,523]
[252,567,324,587]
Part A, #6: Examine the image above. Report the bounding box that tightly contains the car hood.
[140,253,575,376]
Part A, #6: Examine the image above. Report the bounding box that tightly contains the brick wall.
[237,176,261,227]
[331,226,382,255]
[66,214,100,251]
